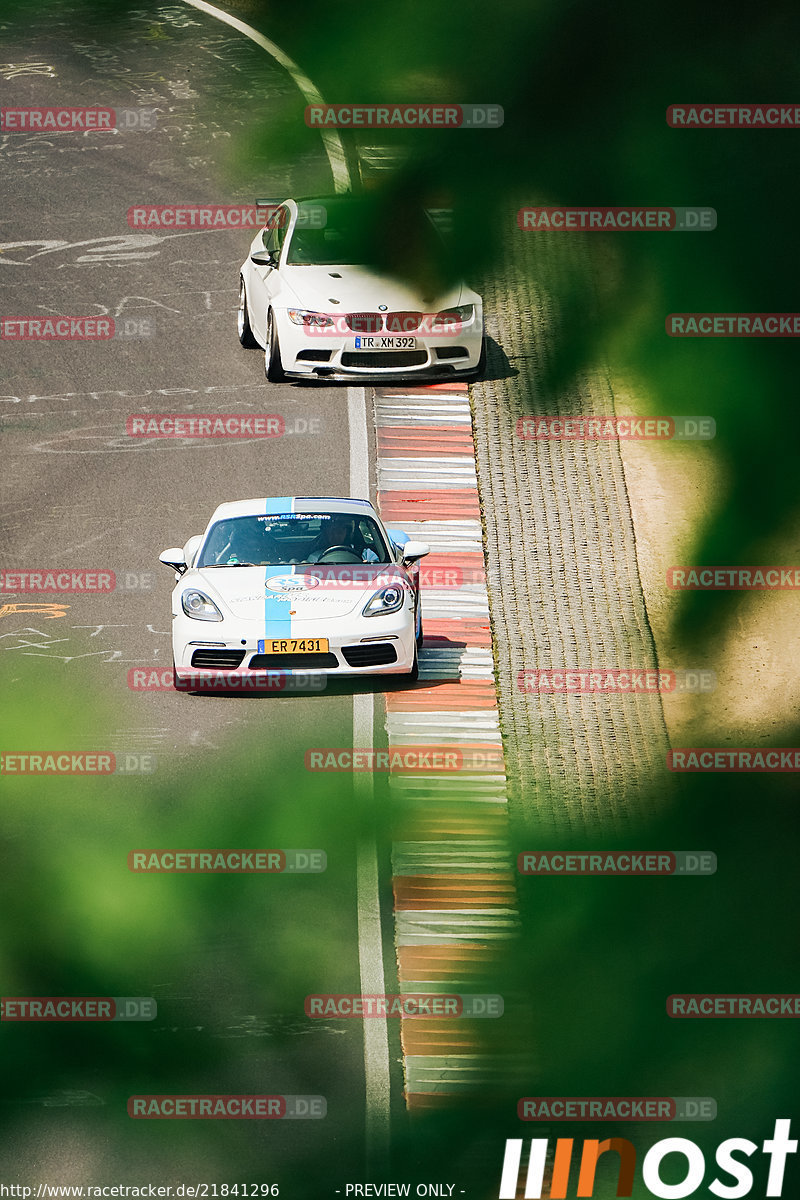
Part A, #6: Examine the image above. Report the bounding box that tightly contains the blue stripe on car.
[263,498,295,641]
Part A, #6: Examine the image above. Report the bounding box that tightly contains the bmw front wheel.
[237,277,258,348]
[264,309,286,382]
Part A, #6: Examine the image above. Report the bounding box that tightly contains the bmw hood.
[280,265,466,314]
[190,564,410,622]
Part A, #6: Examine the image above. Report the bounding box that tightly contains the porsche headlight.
[287,309,334,327]
[363,585,405,617]
[182,590,223,621]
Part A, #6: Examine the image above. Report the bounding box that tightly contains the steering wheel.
[317,545,362,563]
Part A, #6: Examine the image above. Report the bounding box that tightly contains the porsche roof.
[206,497,378,521]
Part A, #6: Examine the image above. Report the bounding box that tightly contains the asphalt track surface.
[0,2,403,1183]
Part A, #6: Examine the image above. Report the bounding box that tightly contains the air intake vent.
[341,643,398,667]
[341,351,427,369]
[249,652,338,670]
[190,649,246,669]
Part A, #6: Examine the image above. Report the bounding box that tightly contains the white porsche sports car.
[237,195,485,382]
[159,497,429,688]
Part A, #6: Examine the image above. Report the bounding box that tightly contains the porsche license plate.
[258,637,329,654]
[353,335,416,350]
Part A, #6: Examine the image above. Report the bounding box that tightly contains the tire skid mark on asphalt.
[373,382,522,1105]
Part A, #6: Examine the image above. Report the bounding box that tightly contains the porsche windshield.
[198,513,392,567]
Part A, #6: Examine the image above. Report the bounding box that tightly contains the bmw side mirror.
[250,249,277,268]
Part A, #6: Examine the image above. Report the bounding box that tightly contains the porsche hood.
[187,563,410,623]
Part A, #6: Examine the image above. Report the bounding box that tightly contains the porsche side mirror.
[401,541,430,563]
[159,548,187,575]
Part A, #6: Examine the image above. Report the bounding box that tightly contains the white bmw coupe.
[237,195,485,382]
[159,497,429,689]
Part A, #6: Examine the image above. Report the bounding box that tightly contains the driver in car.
[223,520,284,565]
[306,516,379,563]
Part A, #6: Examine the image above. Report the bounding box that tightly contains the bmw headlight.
[182,590,223,621]
[434,304,474,329]
[287,309,334,327]
[363,585,406,617]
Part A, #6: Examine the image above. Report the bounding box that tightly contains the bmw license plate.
[353,335,416,350]
[258,638,329,654]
